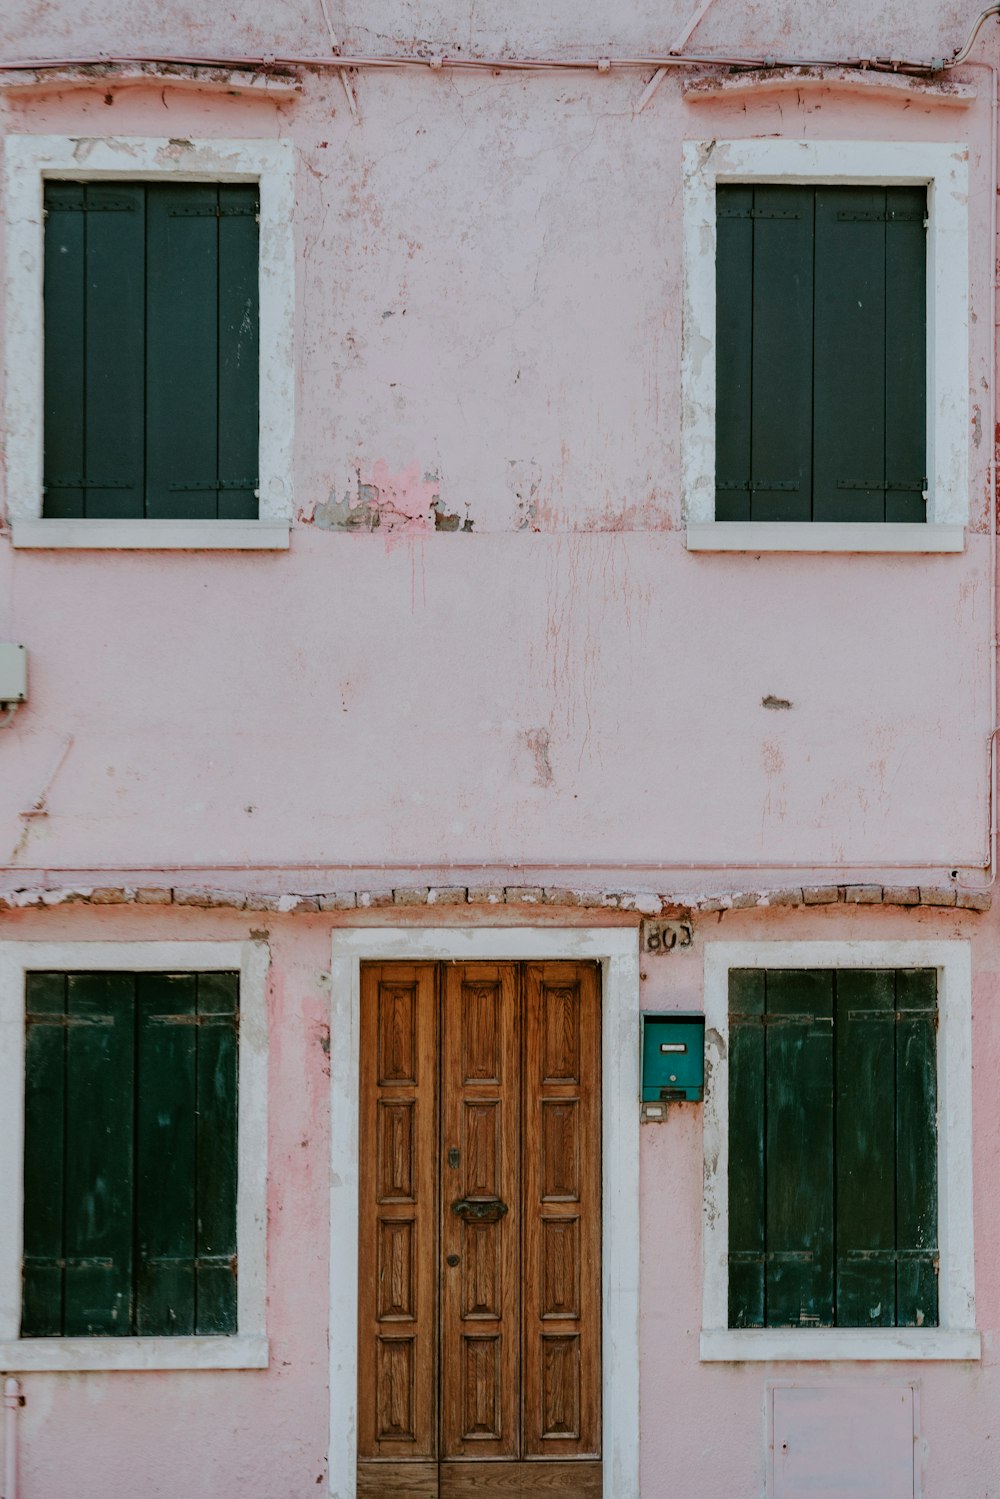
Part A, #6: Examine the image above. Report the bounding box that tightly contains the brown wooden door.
[358,961,602,1499]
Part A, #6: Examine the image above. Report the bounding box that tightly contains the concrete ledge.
[684,69,976,107]
[0,64,301,96]
[0,1334,269,1371]
[11,519,291,550]
[686,522,965,553]
[701,1327,981,1362]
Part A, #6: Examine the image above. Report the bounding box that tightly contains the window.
[728,968,937,1330]
[22,970,238,1337]
[4,136,294,549]
[716,186,926,524]
[701,941,977,1362]
[0,940,267,1370]
[43,183,259,522]
[682,140,969,552]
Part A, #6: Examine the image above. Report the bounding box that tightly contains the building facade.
[0,1,997,1495]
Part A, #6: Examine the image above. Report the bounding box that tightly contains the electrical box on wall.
[641,1012,705,1104]
[0,644,27,706]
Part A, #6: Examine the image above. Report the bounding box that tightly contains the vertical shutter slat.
[145,185,221,519]
[42,183,86,518]
[749,185,814,521]
[885,189,928,522]
[82,184,146,518]
[194,972,239,1334]
[834,971,897,1326]
[895,969,939,1327]
[136,974,198,1335]
[715,186,754,522]
[764,971,834,1327]
[217,185,260,521]
[63,973,134,1336]
[21,973,68,1336]
[813,186,888,521]
[728,969,766,1327]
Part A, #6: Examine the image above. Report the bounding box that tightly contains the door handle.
[451,1196,509,1225]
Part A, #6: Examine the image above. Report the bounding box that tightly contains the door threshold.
[357,1460,603,1498]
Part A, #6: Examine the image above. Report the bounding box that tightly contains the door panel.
[358,960,601,1497]
[359,964,439,1460]
[441,964,521,1458]
[522,964,601,1458]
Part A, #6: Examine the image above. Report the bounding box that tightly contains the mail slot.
[641,1012,705,1103]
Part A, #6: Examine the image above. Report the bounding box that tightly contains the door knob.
[450,1196,509,1225]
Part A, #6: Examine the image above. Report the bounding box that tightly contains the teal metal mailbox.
[641,1012,705,1103]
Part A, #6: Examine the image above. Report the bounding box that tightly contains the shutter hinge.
[717,480,800,493]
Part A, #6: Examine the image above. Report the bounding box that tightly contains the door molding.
[329,927,641,1499]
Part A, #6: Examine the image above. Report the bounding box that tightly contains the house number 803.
[641,919,693,955]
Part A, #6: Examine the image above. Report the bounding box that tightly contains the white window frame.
[328,926,641,1499]
[3,135,295,550]
[702,939,978,1362]
[682,139,969,553]
[0,939,269,1370]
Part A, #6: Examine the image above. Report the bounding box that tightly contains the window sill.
[685,522,965,554]
[700,1328,981,1362]
[0,1334,269,1371]
[10,519,290,551]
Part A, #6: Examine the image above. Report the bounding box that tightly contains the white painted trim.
[3,135,295,526]
[11,519,290,549]
[701,940,977,1362]
[681,140,970,529]
[328,926,641,1499]
[685,522,965,554]
[702,1328,980,1362]
[0,939,269,1372]
[0,1334,268,1371]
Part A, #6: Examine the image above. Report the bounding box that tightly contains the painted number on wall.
[641,919,693,955]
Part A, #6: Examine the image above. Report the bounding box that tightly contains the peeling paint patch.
[311,461,443,533]
[432,500,473,532]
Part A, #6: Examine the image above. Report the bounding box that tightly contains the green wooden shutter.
[22,970,238,1337]
[764,970,835,1326]
[135,972,239,1335]
[835,969,938,1327]
[217,186,261,521]
[716,184,814,522]
[715,188,754,522]
[729,967,938,1331]
[749,186,814,522]
[22,972,135,1336]
[894,969,938,1326]
[884,191,928,523]
[44,183,259,520]
[194,972,240,1333]
[42,184,86,518]
[145,184,259,519]
[21,973,69,1335]
[716,185,926,522]
[729,969,836,1328]
[135,974,199,1334]
[813,187,888,522]
[728,969,766,1326]
[43,184,146,519]
[834,969,898,1324]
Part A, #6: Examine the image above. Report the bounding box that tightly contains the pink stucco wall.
[1,0,998,1494]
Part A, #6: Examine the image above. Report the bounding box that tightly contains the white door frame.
[328,925,641,1499]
